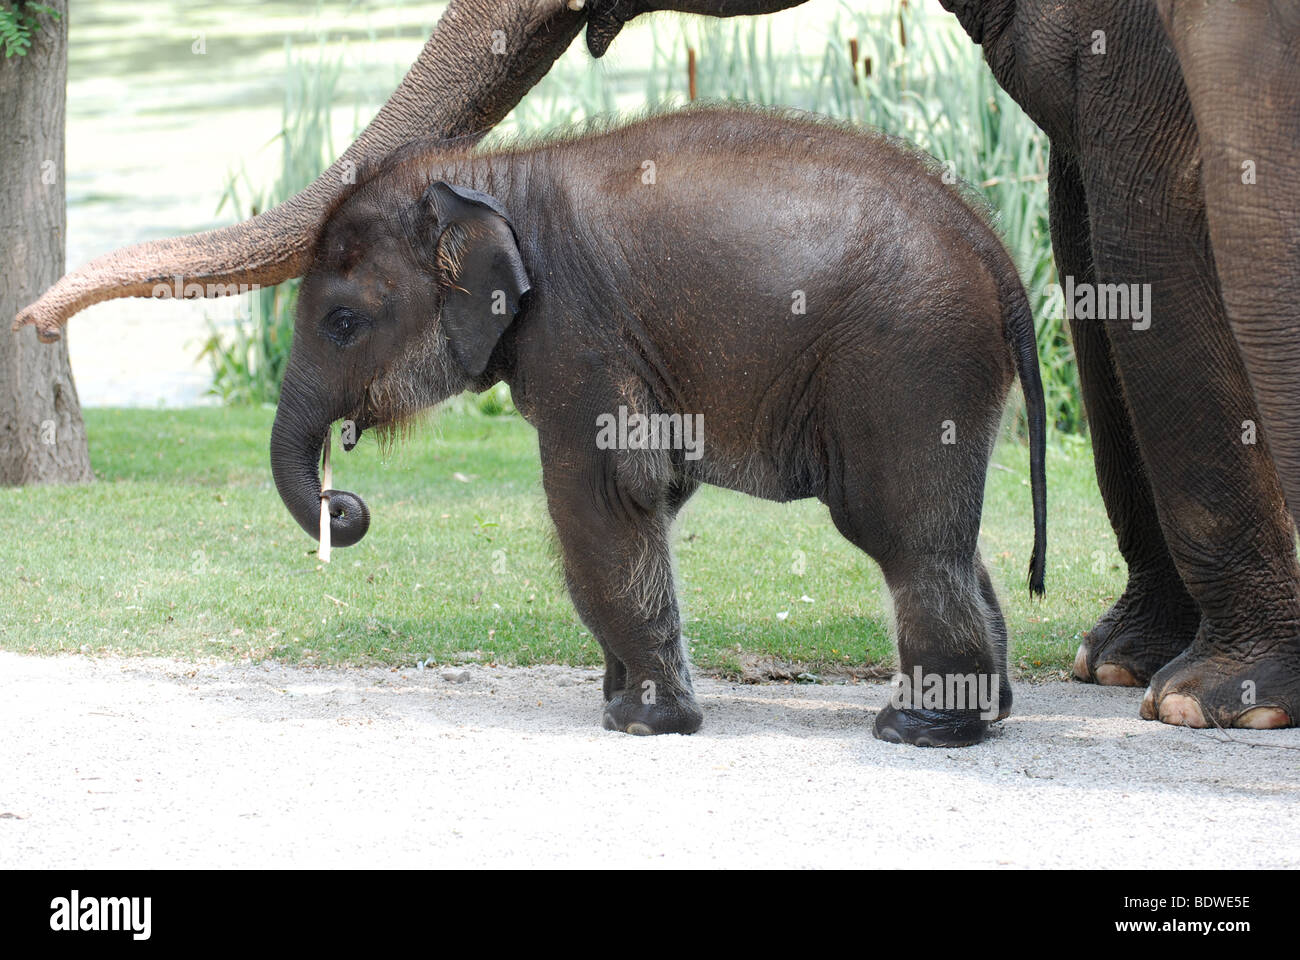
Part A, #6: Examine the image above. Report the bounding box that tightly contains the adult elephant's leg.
[540,440,703,736]
[1081,157,1299,729]
[1157,0,1300,535]
[1049,149,1200,686]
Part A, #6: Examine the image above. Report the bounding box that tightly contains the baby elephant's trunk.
[269,384,371,549]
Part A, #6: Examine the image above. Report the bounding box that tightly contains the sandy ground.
[1,651,1297,869]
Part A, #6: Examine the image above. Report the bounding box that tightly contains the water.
[64,0,443,406]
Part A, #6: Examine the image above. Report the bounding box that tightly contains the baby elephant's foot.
[873,703,990,747]
[995,674,1013,722]
[1139,637,1297,730]
[602,685,703,736]
[875,664,1008,746]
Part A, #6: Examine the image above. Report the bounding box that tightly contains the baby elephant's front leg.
[543,462,702,736]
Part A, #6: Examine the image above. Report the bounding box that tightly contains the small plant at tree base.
[0,2,60,59]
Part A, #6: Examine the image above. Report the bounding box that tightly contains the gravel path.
[2,651,1297,869]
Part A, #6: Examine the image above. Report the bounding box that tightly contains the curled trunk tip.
[271,403,371,549]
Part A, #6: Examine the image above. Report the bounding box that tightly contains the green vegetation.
[0,1,60,58]
[2,407,1119,676]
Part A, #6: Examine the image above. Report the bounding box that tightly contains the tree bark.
[0,0,91,485]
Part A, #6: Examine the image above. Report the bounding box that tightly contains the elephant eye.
[321,307,370,347]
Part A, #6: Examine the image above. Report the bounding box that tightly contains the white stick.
[318,432,332,563]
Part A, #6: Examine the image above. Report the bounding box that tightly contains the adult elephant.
[14,0,1299,729]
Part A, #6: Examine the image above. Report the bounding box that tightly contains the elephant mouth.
[341,402,410,453]
[341,385,389,451]
[341,415,367,452]
[344,377,433,453]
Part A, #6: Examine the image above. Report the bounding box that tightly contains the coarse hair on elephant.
[268,105,1048,747]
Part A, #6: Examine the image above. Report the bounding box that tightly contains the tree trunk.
[0,0,91,486]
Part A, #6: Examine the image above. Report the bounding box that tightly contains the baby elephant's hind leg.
[827,422,1009,745]
[873,552,1007,746]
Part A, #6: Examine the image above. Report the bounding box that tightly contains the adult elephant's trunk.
[13,0,588,342]
[270,384,370,548]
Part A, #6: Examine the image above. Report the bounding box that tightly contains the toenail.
[1158,694,1209,728]
[1072,644,1091,681]
[1094,663,1139,686]
[1139,687,1157,720]
[1236,706,1291,730]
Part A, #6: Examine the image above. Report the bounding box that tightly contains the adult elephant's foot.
[1139,630,1297,729]
[873,704,990,747]
[602,686,703,735]
[1073,576,1200,687]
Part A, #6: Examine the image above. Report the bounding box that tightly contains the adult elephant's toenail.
[1236,706,1291,729]
[1157,693,1208,728]
[1094,663,1139,686]
[1140,687,1157,720]
[1073,644,1092,681]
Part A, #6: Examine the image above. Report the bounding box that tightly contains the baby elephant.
[270,106,1046,747]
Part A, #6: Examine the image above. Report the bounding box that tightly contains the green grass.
[1,409,1123,678]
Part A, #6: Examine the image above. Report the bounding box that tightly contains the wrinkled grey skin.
[1156,0,1300,572]
[270,107,1048,746]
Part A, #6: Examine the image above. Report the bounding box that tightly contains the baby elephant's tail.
[1000,271,1047,596]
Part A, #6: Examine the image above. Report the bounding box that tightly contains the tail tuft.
[1028,538,1045,597]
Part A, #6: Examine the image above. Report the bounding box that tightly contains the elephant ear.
[423,181,531,378]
